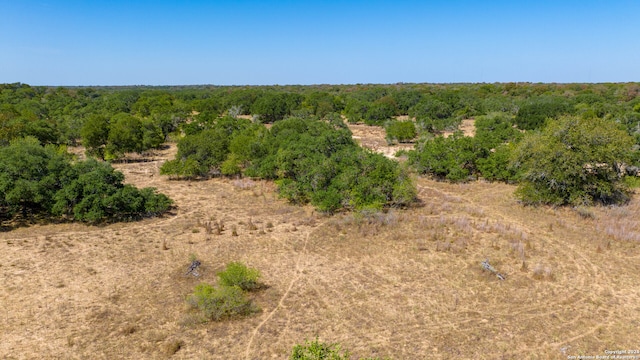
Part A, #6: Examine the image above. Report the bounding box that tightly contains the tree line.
[2,81,640,222]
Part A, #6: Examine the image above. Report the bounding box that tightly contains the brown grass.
[1,137,639,359]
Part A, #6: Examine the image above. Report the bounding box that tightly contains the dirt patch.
[347,123,414,159]
[346,117,477,160]
[443,118,476,138]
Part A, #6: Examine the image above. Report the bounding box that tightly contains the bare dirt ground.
[2,129,640,359]
[443,119,476,138]
[347,118,476,159]
[348,123,414,159]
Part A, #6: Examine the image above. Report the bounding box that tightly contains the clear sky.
[1,0,638,86]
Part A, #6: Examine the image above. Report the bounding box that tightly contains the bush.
[408,132,481,182]
[290,338,391,360]
[363,102,396,126]
[513,116,635,206]
[290,338,350,360]
[514,96,573,130]
[0,137,172,223]
[385,120,416,144]
[217,262,261,291]
[52,159,172,223]
[187,283,258,321]
[476,144,519,182]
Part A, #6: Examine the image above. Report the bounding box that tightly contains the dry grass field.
[2,127,640,359]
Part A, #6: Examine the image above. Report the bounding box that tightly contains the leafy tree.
[141,118,165,150]
[51,158,172,223]
[251,92,303,123]
[106,113,144,157]
[161,117,252,178]
[80,114,110,158]
[513,116,635,206]
[0,137,71,217]
[408,132,481,182]
[161,128,229,178]
[221,88,262,115]
[363,101,396,126]
[302,91,341,118]
[477,143,519,182]
[409,98,455,133]
[0,137,172,223]
[391,89,423,114]
[474,112,522,151]
[163,116,418,212]
[343,98,369,123]
[514,96,573,130]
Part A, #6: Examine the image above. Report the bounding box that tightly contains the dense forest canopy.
[2,81,640,221]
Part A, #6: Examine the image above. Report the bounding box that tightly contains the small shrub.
[217,262,261,291]
[290,338,350,360]
[385,120,416,144]
[186,283,258,321]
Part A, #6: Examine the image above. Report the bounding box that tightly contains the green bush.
[473,112,522,151]
[0,137,172,223]
[290,338,391,360]
[408,132,481,182]
[385,120,416,144]
[217,262,261,291]
[513,116,635,206]
[186,283,258,321]
[514,96,573,130]
[52,159,173,223]
[476,144,519,182]
[363,102,396,126]
[290,338,350,360]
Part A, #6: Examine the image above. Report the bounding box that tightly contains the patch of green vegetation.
[217,261,262,291]
[186,283,258,322]
[0,137,172,223]
[290,338,391,360]
[290,338,350,360]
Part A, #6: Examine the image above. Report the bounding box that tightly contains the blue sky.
[1,1,638,85]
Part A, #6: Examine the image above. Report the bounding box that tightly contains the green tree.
[514,96,573,130]
[513,116,635,206]
[161,128,229,178]
[0,137,71,217]
[408,132,481,182]
[474,112,522,151]
[106,113,144,157]
[80,114,110,158]
[409,98,456,133]
[0,137,172,223]
[363,101,396,126]
[52,158,172,223]
[251,92,302,123]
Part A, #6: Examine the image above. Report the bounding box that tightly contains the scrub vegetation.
[1,82,640,358]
